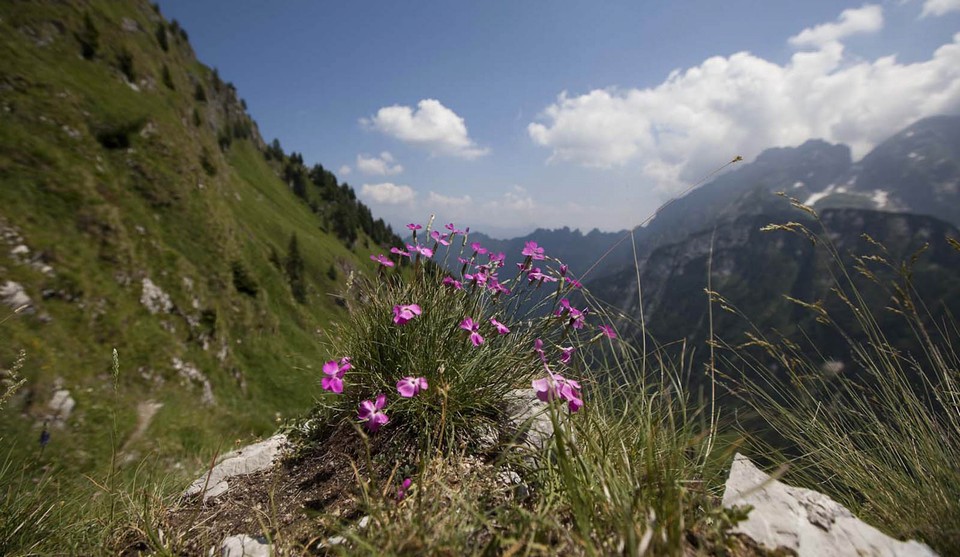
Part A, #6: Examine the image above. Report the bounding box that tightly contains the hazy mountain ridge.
[467,226,631,282]
[478,115,960,287]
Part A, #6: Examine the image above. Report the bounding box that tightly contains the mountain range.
[479,115,960,381]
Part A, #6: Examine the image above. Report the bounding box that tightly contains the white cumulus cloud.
[921,0,960,17]
[528,9,960,194]
[356,151,404,176]
[338,164,351,176]
[427,191,473,208]
[788,4,884,48]
[360,182,416,205]
[362,99,489,159]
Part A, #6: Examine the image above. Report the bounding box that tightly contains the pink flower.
[358,394,389,432]
[396,376,429,398]
[397,477,413,501]
[390,247,410,258]
[567,278,583,289]
[488,252,506,265]
[490,317,510,335]
[599,325,617,339]
[534,338,548,364]
[559,264,568,277]
[406,223,422,231]
[370,254,395,267]
[407,243,434,258]
[459,317,485,346]
[488,278,510,295]
[521,241,545,260]
[527,267,557,283]
[560,346,575,364]
[532,373,583,413]
[442,276,463,290]
[393,304,422,325]
[321,357,352,394]
[445,223,467,235]
[470,242,488,255]
[557,299,587,329]
[464,270,488,287]
[430,230,451,246]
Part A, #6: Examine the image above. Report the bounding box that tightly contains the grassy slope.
[0,0,368,481]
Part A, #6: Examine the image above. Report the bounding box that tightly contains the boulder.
[722,453,938,556]
[183,434,288,502]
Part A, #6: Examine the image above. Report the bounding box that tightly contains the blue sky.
[157,0,960,238]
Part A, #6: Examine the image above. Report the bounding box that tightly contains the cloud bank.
[528,5,960,193]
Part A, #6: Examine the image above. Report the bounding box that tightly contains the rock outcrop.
[722,453,938,556]
[183,434,288,502]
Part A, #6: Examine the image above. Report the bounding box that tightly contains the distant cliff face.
[849,115,960,226]
[589,208,960,386]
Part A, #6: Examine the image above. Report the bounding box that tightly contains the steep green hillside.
[0,0,389,479]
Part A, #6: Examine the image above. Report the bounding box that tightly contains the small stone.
[48,389,75,422]
[220,534,270,557]
[61,125,81,139]
[1,281,33,313]
[120,17,140,33]
[140,277,172,314]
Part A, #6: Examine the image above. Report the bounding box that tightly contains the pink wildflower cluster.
[319,300,434,432]
[376,221,466,268]
[359,220,617,423]
[323,362,430,432]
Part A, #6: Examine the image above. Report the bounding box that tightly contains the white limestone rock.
[1,280,33,313]
[140,277,172,314]
[48,388,75,422]
[183,434,288,502]
[722,453,938,557]
[503,388,555,451]
[220,534,270,557]
[171,357,215,405]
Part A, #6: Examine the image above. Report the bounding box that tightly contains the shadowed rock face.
[722,453,938,557]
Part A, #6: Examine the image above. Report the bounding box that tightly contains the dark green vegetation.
[0,0,399,501]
